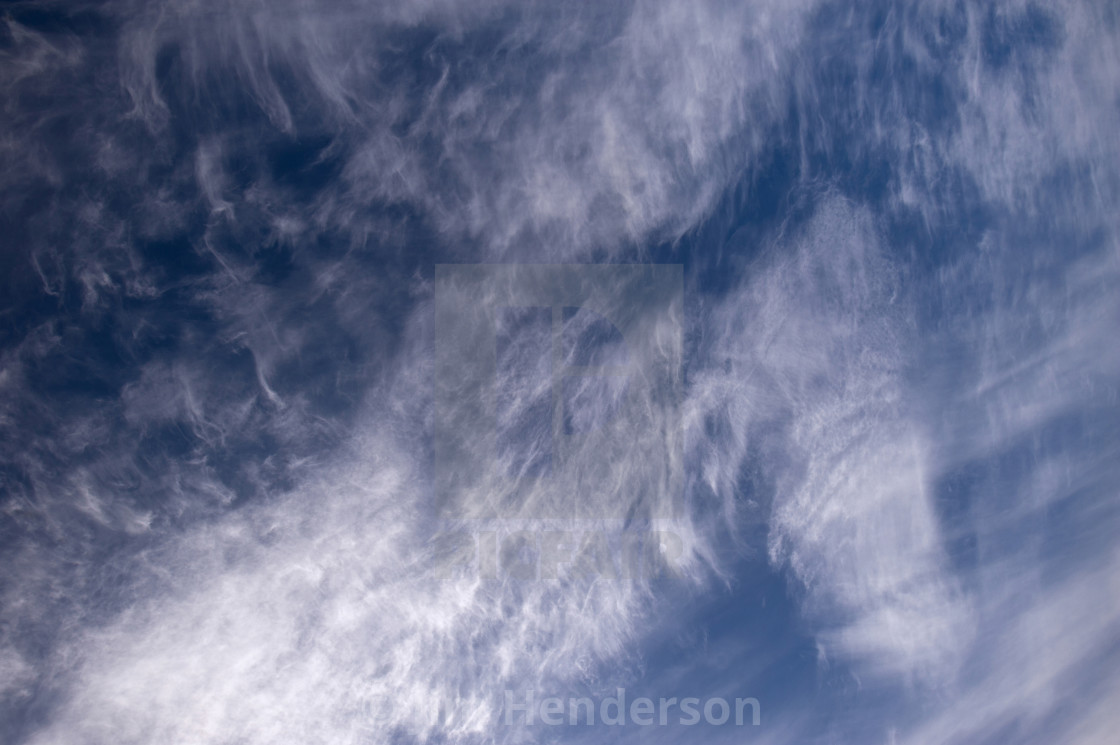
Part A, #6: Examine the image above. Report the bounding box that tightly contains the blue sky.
[1,1,1118,744]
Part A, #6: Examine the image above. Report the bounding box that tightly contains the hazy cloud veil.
[1,1,1117,743]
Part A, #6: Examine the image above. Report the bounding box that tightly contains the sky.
[1,1,1118,744]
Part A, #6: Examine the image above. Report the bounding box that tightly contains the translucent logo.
[434,265,683,520]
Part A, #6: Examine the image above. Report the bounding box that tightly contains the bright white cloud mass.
[1,1,1118,743]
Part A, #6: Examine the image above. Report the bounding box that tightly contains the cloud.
[105,0,818,260]
[17,296,689,743]
[690,198,974,686]
[1,0,1118,743]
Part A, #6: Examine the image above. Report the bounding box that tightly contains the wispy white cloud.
[692,198,975,687]
[1,0,1118,743]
